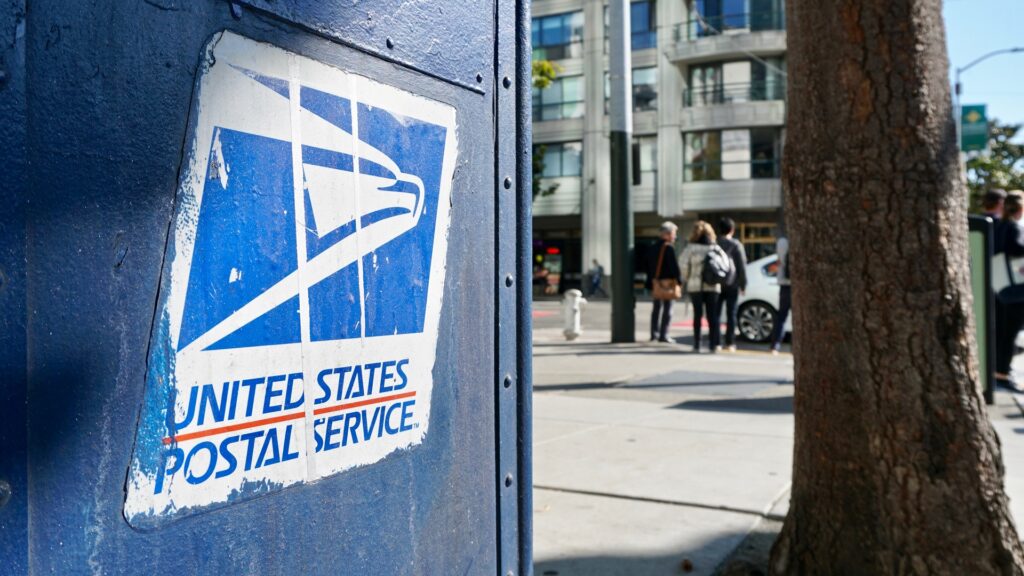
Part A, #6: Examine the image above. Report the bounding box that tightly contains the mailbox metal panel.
[5,0,531,574]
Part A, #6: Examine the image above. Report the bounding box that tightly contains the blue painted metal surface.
[2,0,532,573]
[0,0,28,573]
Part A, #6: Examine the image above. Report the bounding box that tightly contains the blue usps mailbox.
[0,2,532,574]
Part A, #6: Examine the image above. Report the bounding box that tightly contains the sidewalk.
[531,299,1024,575]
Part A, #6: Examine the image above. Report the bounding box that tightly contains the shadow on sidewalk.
[534,530,762,576]
[533,382,625,393]
[533,342,688,357]
[669,396,794,415]
[533,339,790,357]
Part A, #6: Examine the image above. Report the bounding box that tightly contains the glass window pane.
[632,67,657,111]
[635,136,657,172]
[541,17,564,46]
[561,76,581,102]
[546,79,563,102]
[631,2,648,33]
[722,129,751,180]
[562,142,583,176]
[723,0,746,29]
[568,12,585,41]
[541,144,560,178]
[563,101,585,119]
[686,131,722,181]
[751,128,778,178]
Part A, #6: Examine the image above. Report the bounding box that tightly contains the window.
[535,142,583,178]
[684,128,781,181]
[685,59,785,106]
[688,63,722,106]
[750,128,780,178]
[688,0,785,39]
[632,67,657,111]
[603,1,658,52]
[750,57,786,101]
[604,67,658,112]
[695,0,747,34]
[685,131,721,181]
[533,76,585,121]
[532,12,584,61]
[634,136,657,187]
[631,1,657,50]
[740,222,779,262]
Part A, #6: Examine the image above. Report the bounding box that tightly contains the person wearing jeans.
[715,218,747,350]
[646,222,682,342]
[680,221,724,353]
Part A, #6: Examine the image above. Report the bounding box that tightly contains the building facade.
[531,0,786,294]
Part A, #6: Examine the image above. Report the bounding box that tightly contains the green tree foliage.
[532,60,561,200]
[967,120,1024,211]
[531,60,559,90]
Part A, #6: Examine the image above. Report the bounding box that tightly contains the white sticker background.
[125,32,457,525]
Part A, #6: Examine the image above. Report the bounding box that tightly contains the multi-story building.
[531,0,787,294]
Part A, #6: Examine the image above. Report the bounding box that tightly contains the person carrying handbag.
[646,221,683,342]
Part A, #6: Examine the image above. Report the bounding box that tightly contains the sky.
[944,0,1024,127]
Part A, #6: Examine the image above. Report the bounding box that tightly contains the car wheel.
[738,301,776,343]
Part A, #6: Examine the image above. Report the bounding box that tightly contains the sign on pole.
[961,104,989,152]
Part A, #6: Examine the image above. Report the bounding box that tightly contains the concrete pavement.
[531,298,1024,575]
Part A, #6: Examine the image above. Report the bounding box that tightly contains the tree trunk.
[770,1,1024,574]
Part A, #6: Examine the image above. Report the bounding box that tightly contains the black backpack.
[702,246,733,286]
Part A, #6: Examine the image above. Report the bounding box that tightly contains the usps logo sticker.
[125,32,457,526]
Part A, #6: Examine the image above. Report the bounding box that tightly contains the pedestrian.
[769,235,791,354]
[646,222,682,342]
[587,259,608,297]
[994,191,1024,392]
[679,220,726,353]
[982,188,1007,225]
[715,218,748,351]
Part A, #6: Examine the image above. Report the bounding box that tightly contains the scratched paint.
[124,31,458,527]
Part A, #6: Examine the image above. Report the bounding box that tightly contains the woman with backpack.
[679,220,730,353]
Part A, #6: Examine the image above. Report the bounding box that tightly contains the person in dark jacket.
[646,221,682,342]
[714,218,748,351]
[983,188,1007,225]
[995,191,1024,392]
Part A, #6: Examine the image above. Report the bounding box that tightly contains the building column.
[656,0,687,218]
[581,0,612,274]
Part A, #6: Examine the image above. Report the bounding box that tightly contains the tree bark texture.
[770,1,1024,574]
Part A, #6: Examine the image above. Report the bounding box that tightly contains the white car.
[734,255,792,343]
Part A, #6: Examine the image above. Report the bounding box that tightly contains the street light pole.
[608,0,635,343]
[954,47,1024,153]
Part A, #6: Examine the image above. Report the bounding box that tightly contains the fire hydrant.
[562,289,587,341]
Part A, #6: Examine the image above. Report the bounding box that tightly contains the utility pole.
[608,0,635,343]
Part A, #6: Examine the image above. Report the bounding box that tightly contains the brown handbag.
[651,243,682,301]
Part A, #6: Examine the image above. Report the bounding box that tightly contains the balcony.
[533,177,583,217]
[686,159,781,183]
[684,81,784,107]
[681,178,782,212]
[532,40,583,62]
[681,82,786,131]
[669,11,787,64]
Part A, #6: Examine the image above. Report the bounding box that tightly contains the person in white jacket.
[679,221,723,353]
